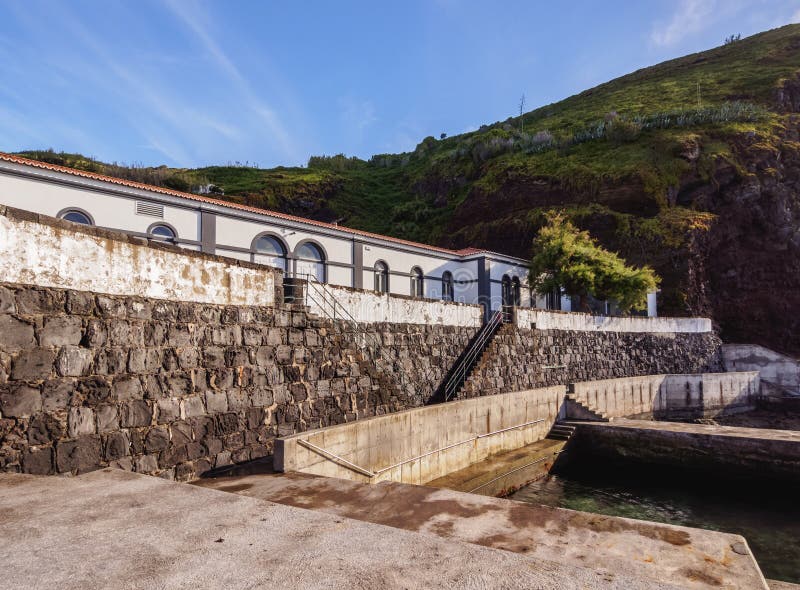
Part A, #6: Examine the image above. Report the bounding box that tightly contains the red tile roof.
[0,151,493,257]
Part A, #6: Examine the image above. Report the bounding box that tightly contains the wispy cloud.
[339,96,377,135]
[792,9,800,23]
[650,0,718,47]
[163,0,300,162]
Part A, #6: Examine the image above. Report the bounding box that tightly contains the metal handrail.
[442,310,504,401]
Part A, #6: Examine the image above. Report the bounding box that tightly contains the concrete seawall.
[275,386,565,485]
[569,419,800,481]
[569,372,760,420]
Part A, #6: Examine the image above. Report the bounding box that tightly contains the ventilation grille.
[135,201,164,218]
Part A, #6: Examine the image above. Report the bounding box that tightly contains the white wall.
[0,172,201,240]
[516,308,712,333]
[0,207,279,306]
[306,283,483,327]
[362,245,478,302]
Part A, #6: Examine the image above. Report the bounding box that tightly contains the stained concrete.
[196,469,768,589]
[1,469,693,590]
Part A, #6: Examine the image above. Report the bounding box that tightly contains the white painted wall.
[0,172,201,240]
[0,207,278,306]
[306,283,483,327]
[515,308,712,333]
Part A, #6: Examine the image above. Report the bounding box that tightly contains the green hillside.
[12,24,800,352]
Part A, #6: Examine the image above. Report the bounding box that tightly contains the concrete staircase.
[565,393,611,422]
[546,422,577,441]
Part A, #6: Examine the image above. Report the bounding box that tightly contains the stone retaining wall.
[458,325,723,399]
[0,283,477,480]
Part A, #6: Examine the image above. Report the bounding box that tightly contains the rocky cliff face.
[437,113,800,355]
[700,115,800,354]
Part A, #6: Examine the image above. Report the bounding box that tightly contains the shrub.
[606,118,642,144]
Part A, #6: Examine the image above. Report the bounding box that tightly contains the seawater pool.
[509,459,800,583]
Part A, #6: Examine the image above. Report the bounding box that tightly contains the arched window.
[410,267,424,298]
[58,208,93,226]
[501,275,512,307]
[511,277,522,306]
[441,271,454,302]
[148,223,177,241]
[374,261,389,293]
[295,241,326,282]
[252,234,287,271]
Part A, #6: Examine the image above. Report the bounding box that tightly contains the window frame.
[410,266,424,298]
[57,207,95,226]
[374,260,390,293]
[441,271,454,302]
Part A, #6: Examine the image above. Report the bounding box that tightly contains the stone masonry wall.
[0,283,476,480]
[458,325,723,399]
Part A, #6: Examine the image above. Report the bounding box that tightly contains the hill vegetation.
[12,24,800,352]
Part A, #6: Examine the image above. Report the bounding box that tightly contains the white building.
[0,153,570,317]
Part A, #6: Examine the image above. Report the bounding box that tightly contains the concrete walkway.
[196,469,768,589]
[2,469,694,590]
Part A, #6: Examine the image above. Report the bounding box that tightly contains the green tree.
[528,213,659,313]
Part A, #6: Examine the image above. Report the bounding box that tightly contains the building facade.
[0,153,564,317]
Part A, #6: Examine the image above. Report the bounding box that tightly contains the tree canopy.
[528,213,660,313]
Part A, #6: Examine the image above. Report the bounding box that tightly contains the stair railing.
[441,309,504,402]
[295,273,439,402]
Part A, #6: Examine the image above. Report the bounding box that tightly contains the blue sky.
[1,0,798,168]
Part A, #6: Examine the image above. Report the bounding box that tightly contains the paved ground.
[2,469,699,590]
[196,468,767,589]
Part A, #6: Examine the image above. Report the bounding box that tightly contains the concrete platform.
[1,469,696,590]
[567,419,800,480]
[196,469,768,589]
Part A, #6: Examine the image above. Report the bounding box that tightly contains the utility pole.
[519,94,526,132]
[697,82,701,109]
